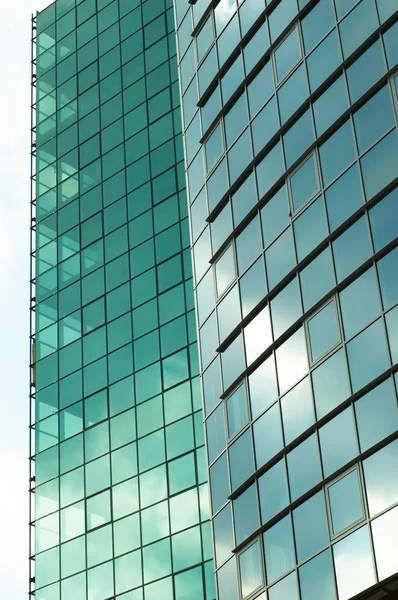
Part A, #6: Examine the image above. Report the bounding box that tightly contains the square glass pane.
[333,526,375,600]
[328,469,364,536]
[263,515,295,584]
[226,384,249,438]
[258,458,289,524]
[281,376,315,444]
[371,505,398,581]
[287,434,322,501]
[347,319,390,393]
[299,549,337,600]
[363,439,398,517]
[253,403,283,469]
[274,27,301,82]
[319,408,358,477]
[289,154,319,213]
[293,491,328,563]
[276,328,308,395]
[239,541,264,598]
[307,300,340,363]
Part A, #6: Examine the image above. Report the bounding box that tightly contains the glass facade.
[174,0,398,599]
[30,1,214,599]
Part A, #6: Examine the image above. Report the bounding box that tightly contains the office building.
[30,0,214,598]
[31,0,398,599]
[174,0,398,599]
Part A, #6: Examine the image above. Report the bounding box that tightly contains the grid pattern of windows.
[175,0,398,599]
[31,1,214,599]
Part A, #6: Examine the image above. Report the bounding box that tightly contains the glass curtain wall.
[30,0,214,599]
[174,0,398,599]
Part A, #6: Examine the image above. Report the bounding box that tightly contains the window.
[238,541,264,598]
[299,549,336,600]
[307,300,340,363]
[333,526,375,600]
[248,354,278,419]
[347,318,390,393]
[355,378,398,453]
[276,328,308,395]
[294,196,328,261]
[301,0,335,54]
[293,491,329,563]
[258,459,289,523]
[325,163,363,232]
[289,153,319,213]
[274,28,301,82]
[371,505,398,582]
[287,434,322,501]
[229,429,255,490]
[233,484,260,545]
[281,376,315,444]
[363,439,398,517]
[263,515,295,584]
[339,267,381,340]
[205,123,224,173]
[253,403,283,468]
[215,245,236,297]
[226,384,249,438]
[244,307,272,366]
[319,407,358,477]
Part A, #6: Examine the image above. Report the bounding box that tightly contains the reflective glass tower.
[30,1,214,599]
[174,0,398,600]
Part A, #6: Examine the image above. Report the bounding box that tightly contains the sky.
[0,0,51,596]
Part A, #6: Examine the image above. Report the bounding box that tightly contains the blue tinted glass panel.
[333,526,375,600]
[312,348,350,418]
[247,61,274,118]
[308,300,340,363]
[252,97,279,155]
[210,452,230,514]
[300,247,335,312]
[229,429,254,491]
[299,550,336,600]
[256,142,285,198]
[293,491,328,562]
[206,403,226,464]
[290,154,318,213]
[253,403,283,468]
[369,188,398,251]
[355,378,398,452]
[224,94,249,148]
[313,75,349,137]
[346,39,386,103]
[301,0,335,53]
[217,558,239,600]
[332,217,371,283]
[276,328,308,395]
[319,120,356,187]
[377,247,398,310]
[205,124,223,173]
[239,542,264,598]
[263,516,295,583]
[239,257,267,318]
[265,228,296,291]
[361,131,398,201]
[325,163,363,231]
[243,22,270,74]
[236,215,262,275]
[347,319,390,393]
[383,21,398,67]
[271,278,302,339]
[233,484,260,546]
[228,129,253,184]
[294,196,327,261]
[319,408,358,477]
[274,27,301,82]
[261,185,290,248]
[281,376,315,444]
[231,173,257,227]
[339,0,378,59]
[259,459,289,523]
[386,305,398,364]
[213,505,234,566]
[363,440,398,517]
[221,333,246,391]
[226,384,249,438]
[287,434,322,501]
[283,109,314,168]
[354,85,395,155]
[307,29,341,93]
[278,64,309,125]
[248,355,278,419]
[269,0,298,42]
[269,572,299,600]
[339,267,381,339]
